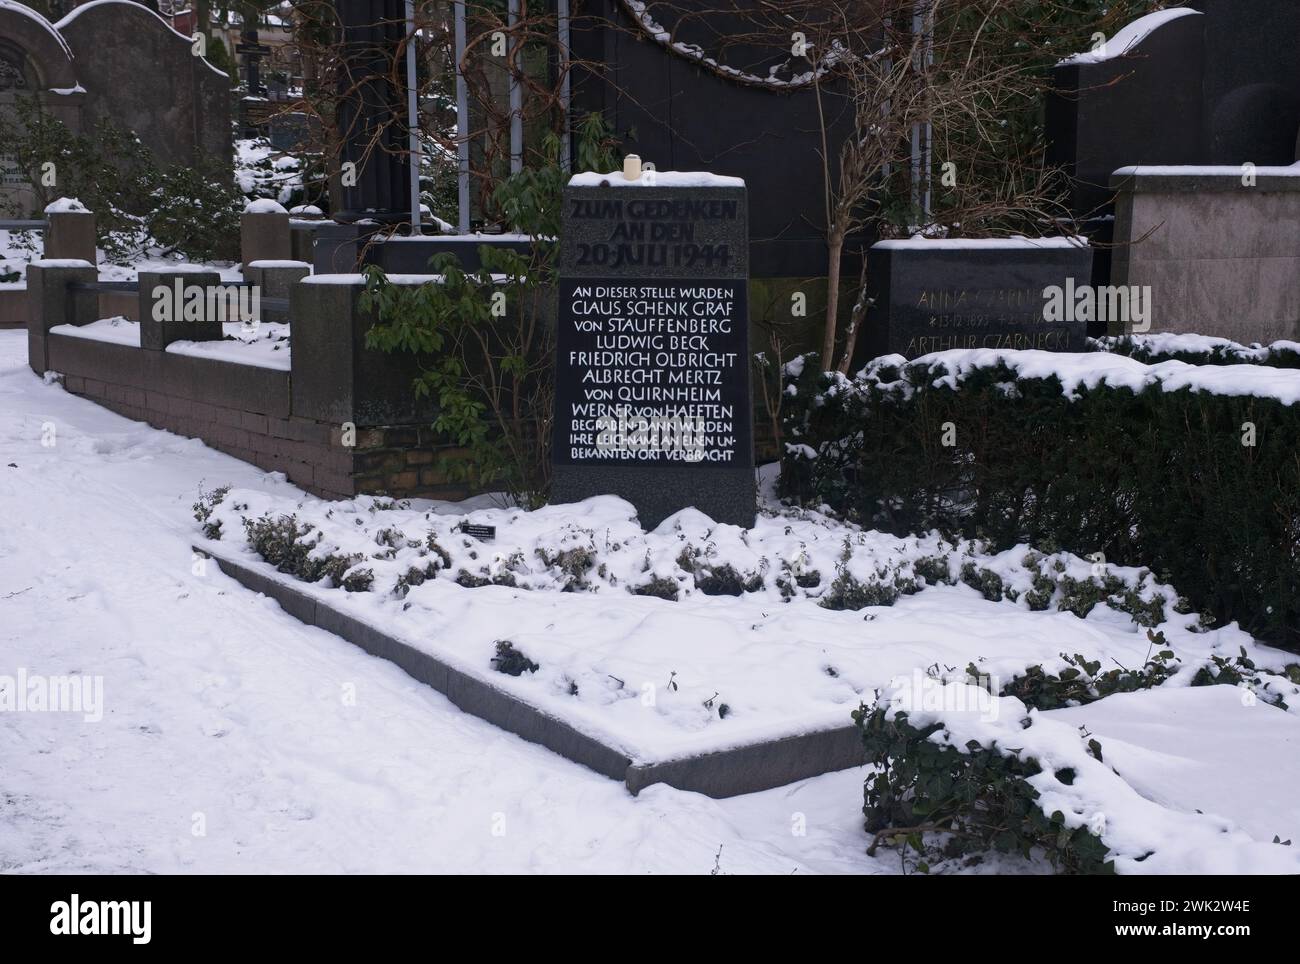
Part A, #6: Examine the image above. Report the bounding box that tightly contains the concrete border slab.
[196,541,866,797]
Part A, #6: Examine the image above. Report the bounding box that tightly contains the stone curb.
[196,543,866,798]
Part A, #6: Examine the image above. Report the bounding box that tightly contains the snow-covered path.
[0,331,879,874]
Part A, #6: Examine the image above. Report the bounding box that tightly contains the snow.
[885,677,1300,873]
[196,485,1297,768]
[29,258,94,269]
[166,323,290,371]
[0,0,75,60]
[289,205,324,217]
[0,328,894,875]
[4,324,1299,874]
[49,316,139,348]
[54,0,229,78]
[618,0,841,89]
[244,198,289,215]
[875,235,1088,250]
[1,225,242,287]
[247,259,310,269]
[1058,8,1202,66]
[386,232,534,243]
[569,170,745,189]
[858,348,1300,406]
[43,198,88,214]
[1114,163,1300,177]
[1092,332,1300,361]
[49,318,291,370]
[1047,687,1300,848]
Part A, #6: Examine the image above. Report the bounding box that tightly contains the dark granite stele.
[553,182,757,528]
[197,541,865,798]
[851,239,1096,366]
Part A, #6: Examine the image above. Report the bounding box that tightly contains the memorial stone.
[551,172,755,528]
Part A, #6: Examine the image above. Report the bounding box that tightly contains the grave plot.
[193,486,1300,794]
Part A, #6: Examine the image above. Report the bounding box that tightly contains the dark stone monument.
[852,239,1095,366]
[334,0,409,225]
[551,175,755,529]
[269,111,323,153]
[1048,1,1300,222]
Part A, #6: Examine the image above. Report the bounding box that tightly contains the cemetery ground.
[3,327,1300,875]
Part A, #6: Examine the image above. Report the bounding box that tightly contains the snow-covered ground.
[2,327,1298,874]
[197,481,1296,767]
[0,228,242,290]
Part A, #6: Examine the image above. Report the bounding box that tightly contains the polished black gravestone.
[852,239,1095,366]
[551,179,755,528]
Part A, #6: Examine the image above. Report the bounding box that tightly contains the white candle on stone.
[623,154,643,182]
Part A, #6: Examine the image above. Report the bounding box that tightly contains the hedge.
[1089,334,1300,368]
[779,352,1300,650]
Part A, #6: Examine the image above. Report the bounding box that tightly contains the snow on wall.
[54,0,229,79]
[0,0,75,61]
[568,170,745,189]
[875,235,1088,250]
[1058,8,1202,66]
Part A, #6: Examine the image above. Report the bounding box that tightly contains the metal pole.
[406,0,422,230]
[558,0,571,173]
[508,0,522,175]
[455,0,470,232]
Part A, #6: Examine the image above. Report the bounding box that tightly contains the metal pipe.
[406,0,422,230]
[455,0,470,232]
[508,0,522,175]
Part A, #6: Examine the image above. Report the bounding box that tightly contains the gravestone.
[852,238,1095,365]
[551,172,755,529]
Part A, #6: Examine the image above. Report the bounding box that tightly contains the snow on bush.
[1089,333,1300,369]
[198,489,1193,619]
[862,674,1300,874]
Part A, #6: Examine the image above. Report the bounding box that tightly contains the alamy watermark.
[0,668,103,722]
[1043,279,1152,332]
[152,279,260,326]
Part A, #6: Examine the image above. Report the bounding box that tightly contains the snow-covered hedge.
[780,350,1300,649]
[1089,333,1300,369]
[859,675,1300,874]
[195,487,1192,623]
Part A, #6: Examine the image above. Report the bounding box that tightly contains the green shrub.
[1091,335,1300,369]
[192,484,231,540]
[781,354,1300,649]
[491,640,538,676]
[630,575,681,601]
[147,160,242,262]
[241,513,371,590]
[854,698,1114,874]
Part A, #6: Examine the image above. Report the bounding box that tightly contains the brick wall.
[48,332,471,502]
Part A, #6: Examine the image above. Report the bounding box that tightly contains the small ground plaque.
[552,173,755,528]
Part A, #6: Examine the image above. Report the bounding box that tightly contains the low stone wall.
[49,334,469,501]
[1111,167,1300,342]
[29,261,471,503]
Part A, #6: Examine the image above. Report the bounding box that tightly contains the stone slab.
[198,541,867,798]
[853,242,1095,364]
[552,183,756,528]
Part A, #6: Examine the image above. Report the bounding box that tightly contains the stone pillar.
[551,177,756,528]
[290,275,436,425]
[26,260,96,375]
[333,0,411,225]
[245,260,311,324]
[43,205,97,264]
[138,268,224,350]
[241,203,292,272]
